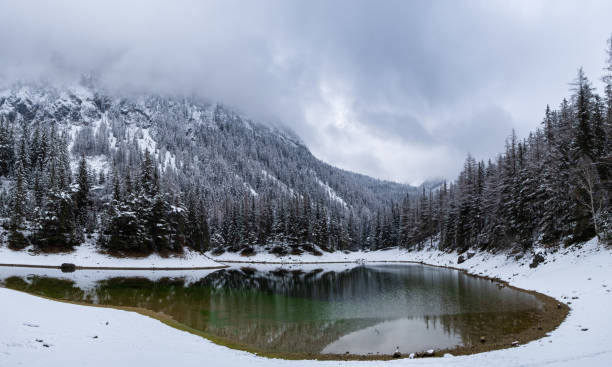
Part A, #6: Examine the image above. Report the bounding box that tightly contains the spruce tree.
[34,189,77,250]
[572,68,594,159]
[8,161,28,249]
[0,118,14,177]
[74,155,91,226]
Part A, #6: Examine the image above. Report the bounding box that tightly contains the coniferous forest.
[1,39,611,256]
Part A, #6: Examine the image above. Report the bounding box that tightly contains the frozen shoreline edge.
[1,238,610,366]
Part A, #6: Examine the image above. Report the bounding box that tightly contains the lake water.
[0,264,544,356]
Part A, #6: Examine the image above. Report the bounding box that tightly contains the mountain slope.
[0,81,416,254]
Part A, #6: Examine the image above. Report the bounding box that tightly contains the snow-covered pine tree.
[74,155,91,227]
[0,118,15,177]
[34,189,77,251]
[8,161,28,249]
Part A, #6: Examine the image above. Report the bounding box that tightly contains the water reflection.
[322,318,461,354]
[0,264,543,356]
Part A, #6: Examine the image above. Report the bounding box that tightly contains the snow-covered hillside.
[0,80,414,211]
[0,80,418,255]
[0,239,610,366]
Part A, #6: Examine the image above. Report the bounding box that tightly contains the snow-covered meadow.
[1,239,611,366]
[0,242,224,269]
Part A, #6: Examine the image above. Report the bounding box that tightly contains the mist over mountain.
[2,43,611,257]
[0,79,419,254]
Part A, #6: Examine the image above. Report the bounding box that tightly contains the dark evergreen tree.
[74,155,91,226]
[34,189,77,250]
[8,161,28,249]
[0,118,14,177]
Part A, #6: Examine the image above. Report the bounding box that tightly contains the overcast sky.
[0,0,611,184]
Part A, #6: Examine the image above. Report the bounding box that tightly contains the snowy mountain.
[0,81,414,206]
[3,60,609,258]
[0,79,417,254]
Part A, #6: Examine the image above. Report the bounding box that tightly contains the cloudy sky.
[0,0,611,184]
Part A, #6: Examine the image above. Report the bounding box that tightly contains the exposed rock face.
[392,347,401,358]
[60,263,76,272]
[530,253,545,268]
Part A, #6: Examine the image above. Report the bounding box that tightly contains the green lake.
[0,264,545,357]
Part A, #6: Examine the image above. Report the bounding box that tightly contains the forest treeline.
[374,40,612,251]
[1,38,611,255]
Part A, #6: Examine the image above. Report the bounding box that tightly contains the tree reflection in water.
[1,264,543,355]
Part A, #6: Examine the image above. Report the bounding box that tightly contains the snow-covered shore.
[0,243,225,269]
[1,239,611,366]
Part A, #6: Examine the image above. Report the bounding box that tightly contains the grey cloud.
[358,109,435,146]
[0,0,611,183]
[438,105,517,161]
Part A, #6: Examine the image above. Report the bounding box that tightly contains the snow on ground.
[163,150,177,170]
[315,177,348,208]
[207,245,374,263]
[0,243,224,269]
[126,125,157,154]
[261,169,295,196]
[1,239,611,366]
[0,266,220,290]
[65,123,82,153]
[69,154,110,177]
[244,181,259,196]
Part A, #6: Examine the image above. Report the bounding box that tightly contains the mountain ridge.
[0,80,419,254]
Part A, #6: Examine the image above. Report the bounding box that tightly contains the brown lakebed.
[0,263,567,360]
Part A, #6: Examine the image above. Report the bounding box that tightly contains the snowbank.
[1,239,611,366]
[0,266,220,290]
[0,243,225,269]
